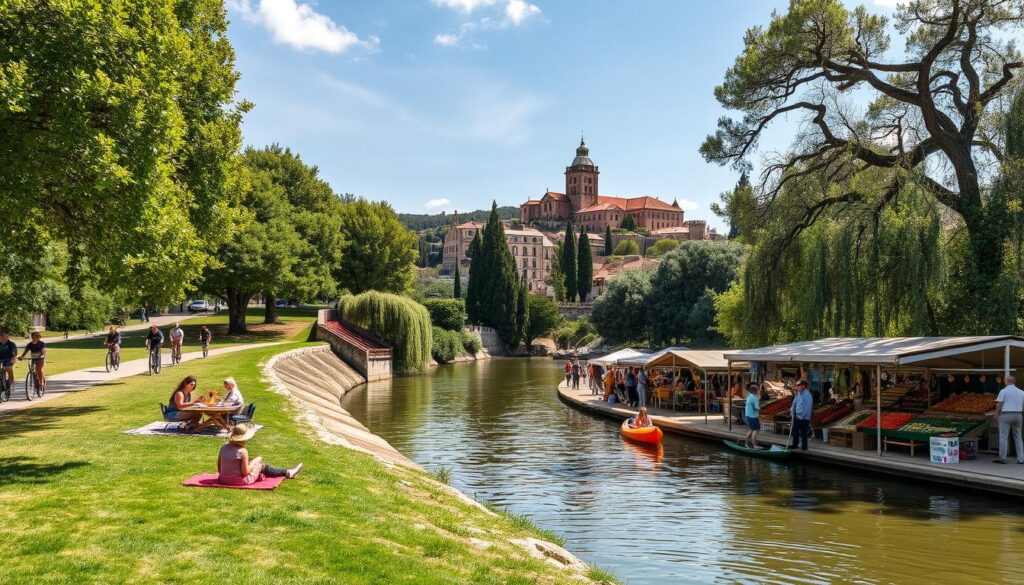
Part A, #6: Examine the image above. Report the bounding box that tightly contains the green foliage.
[459,330,482,354]
[336,199,417,295]
[525,294,563,347]
[466,231,484,323]
[620,215,637,231]
[453,265,462,299]
[712,172,754,240]
[513,278,529,348]
[468,202,520,346]
[431,326,463,364]
[647,241,743,345]
[546,242,567,302]
[339,291,432,372]
[591,269,653,345]
[562,222,578,302]
[422,298,466,331]
[577,228,593,301]
[604,225,613,255]
[554,319,597,350]
[397,207,518,230]
[647,239,679,258]
[410,269,454,302]
[612,240,640,256]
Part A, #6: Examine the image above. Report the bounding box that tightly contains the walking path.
[14,313,197,345]
[558,383,1024,497]
[0,341,285,417]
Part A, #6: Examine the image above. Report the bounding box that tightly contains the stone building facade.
[442,221,555,295]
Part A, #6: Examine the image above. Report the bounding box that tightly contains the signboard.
[930,435,960,464]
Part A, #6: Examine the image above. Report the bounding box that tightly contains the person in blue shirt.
[790,379,814,450]
[145,326,164,356]
[744,383,762,449]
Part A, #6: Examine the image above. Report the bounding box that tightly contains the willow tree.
[339,291,432,372]
[701,0,1024,332]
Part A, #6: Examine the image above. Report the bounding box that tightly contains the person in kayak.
[632,407,653,428]
[744,383,762,449]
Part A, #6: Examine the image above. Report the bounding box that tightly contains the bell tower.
[565,136,599,213]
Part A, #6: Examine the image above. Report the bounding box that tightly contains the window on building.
[513,246,518,256]
[532,258,537,268]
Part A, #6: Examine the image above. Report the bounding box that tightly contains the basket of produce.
[759,395,793,422]
[829,410,872,430]
[812,400,854,426]
[886,417,988,441]
[928,393,995,415]
[856,411,918,433]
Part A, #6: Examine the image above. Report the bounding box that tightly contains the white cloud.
[504,0,541,25]
[231,0,378,54]
[426,198,452,209]
[677,199,699,211]
[433,33,461,46]
[431,0,499,12]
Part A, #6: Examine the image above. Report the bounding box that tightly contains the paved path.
[558,383,1024,497]
[14,313,199,346]
[0,341,285,417]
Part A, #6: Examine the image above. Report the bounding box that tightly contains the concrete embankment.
[558,383,1024,498]
[265,346,597,579]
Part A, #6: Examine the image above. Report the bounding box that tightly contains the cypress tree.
[577,227,593,302]
[479,202,519,346]
[562,221,578,302]
[513,275,529,348]
[604,224,613,255]
[465,230,483,323]
[453,264,461,299]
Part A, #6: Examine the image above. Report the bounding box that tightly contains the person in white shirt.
[169,322,185,359]
[223,377,245,415]
[994,376,1024,464]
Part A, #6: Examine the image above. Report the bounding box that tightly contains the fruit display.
[930,393,996,414]
[759,395,793,419]
[812,400,854,426]
[829,411,872,430]
[856,411,918,431]
[896,417,982,437]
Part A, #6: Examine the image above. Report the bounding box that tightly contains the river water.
[340,359,1024,584]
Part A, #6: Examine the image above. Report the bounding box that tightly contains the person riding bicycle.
[145,325,164,359]
[198,326,212,349]
[0,331,16,391]
[18,332,46,392]
[169,322,184,359]
[104,326,121,358]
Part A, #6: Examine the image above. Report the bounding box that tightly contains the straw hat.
[228,424,257,443]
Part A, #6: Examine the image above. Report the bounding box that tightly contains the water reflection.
[341,359,1024,584]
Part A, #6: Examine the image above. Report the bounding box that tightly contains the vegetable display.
[930,393,995,414]
[856,411,918,431]
[759,395,793,418]
[896,418,981,437]
[830,411,872,430]
[812,401,854,426]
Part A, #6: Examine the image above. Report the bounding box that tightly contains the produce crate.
[828,427,855,448]
[852,431,878,450]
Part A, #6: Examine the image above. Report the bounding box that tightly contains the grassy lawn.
[0,342,606,584]
[40,308,315,376]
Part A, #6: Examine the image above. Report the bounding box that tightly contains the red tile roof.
[576,202,623,213]
[523,200,541,205]
[542,191,567,201]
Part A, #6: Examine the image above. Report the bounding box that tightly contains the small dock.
[558,383,1024,498]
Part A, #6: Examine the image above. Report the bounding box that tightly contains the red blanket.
[181,473,284,490]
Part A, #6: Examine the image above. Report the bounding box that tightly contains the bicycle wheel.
[0,378,8,402]
[155,351,162,374]
[113,352,120,371]
[35,376,44,397]
[149,353,156,376]
[106,352,113,373]
[25,372,35,401]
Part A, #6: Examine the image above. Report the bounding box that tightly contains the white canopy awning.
[645,349,749,371]
[589,348,648,367]
[724,336,1024,368]
[616,346,689,367]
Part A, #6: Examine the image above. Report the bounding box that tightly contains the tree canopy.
[577,228,593,301]
[562,222,578,302]
[591,269,654,344]
[336,199,417,295]
[612,240,640,256]
[524,294,562,347]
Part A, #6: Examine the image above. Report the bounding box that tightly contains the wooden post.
[703,368,708,424]
[876,364,882,456]
[727,364,733,429]
[1006,344,1012,380]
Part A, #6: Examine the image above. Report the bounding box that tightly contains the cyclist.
[0,331,16,392]
[18,332,46,392]
[104,326,121,361]
[145,325,164,364]
[169,322,185,361]
[198,326,212,354]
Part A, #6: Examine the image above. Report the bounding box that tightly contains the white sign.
[930,436,960,464]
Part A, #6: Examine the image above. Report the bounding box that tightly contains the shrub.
[339,291,432,372]
[421,298,467,331]
[431,326,464,363]
[459,330,482,354]
[612,239,640,256]
[648,238,679,257]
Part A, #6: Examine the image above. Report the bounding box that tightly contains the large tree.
[336,199,417,295]
[475,203,520,346]
[577,228,593,301]
[513,275,529,348]
[591,269,654,344]
[701,0,1024,331]
[524,293,563,348]
[561,222,578,302]
[465,230,484,322]
[453,264,462,299]
[604,225,614,255]
[0,0,246,328]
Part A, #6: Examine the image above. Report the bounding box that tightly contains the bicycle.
[105,348,120,372]
[148,346,162,376]
[0,372,10,403]
[25,357,44,400]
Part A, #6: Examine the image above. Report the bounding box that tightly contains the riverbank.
[558,382,1024,498]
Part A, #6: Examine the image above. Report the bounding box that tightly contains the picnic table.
[184,404,239,434]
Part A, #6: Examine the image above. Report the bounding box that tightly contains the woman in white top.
[223,377,245,415]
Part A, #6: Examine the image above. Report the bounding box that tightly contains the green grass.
[0,342,612,584]
[40,308,315,376]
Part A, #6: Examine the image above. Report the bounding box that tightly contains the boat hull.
[621,418,664,445]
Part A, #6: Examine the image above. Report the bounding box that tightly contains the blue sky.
[227,0,898,230]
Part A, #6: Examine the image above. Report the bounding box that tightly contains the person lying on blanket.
[217,424,302,486]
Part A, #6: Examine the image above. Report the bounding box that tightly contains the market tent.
[589,348,648,367]
[645,349,748,371]
[617,346,688,367]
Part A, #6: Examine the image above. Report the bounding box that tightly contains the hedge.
[422,298,467,331]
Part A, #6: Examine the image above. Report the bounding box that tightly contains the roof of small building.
[652,226,691,235]
[453,221,486,230]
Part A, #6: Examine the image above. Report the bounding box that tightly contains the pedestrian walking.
[626,368,638,407]
[564,360,572,387]
[637,368,648,407]
[571,359,581,390]
[789,379,813,451]
[994,376,1024,464]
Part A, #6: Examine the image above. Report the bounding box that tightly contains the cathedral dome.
[570,137,594,167]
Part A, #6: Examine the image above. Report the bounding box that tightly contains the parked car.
[274,299,296,309]
[188,299,209,313]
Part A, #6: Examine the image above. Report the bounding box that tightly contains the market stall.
[638,349,749,422]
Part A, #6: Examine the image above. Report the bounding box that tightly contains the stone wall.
[316,309,392,381]
[466,325,503,355]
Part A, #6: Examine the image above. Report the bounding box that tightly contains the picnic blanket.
[123,422,263,438]
[181,473,284,490]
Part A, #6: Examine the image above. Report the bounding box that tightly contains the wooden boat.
[620,418,664,445]
[723,439,791,460]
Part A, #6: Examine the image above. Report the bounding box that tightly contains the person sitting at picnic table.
[222,376,245,415]
[166,375,203,430]
[217,424,302,486]
[631,407,653,428]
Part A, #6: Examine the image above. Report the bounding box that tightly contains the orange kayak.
[620,418,664,445]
